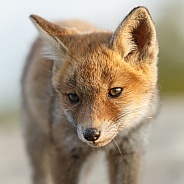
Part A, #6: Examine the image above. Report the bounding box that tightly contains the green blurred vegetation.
[157,3,184,95]
[0,107,19,126]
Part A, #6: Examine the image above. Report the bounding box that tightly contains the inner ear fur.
[111,6,158,62]
[30,15,77,67]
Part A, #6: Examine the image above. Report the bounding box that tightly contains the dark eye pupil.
[68,93,79,103]
[108,87,123,98]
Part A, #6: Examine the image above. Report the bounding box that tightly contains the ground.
[0,97,184,184]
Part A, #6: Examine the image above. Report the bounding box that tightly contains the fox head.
[30,7,158,147]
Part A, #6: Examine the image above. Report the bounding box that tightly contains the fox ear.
[111,7,158,62]
[30,15,69,67]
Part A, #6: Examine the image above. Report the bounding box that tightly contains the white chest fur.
[78,151,110,184]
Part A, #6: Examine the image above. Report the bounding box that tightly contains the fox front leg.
[108,150,143,184]
[49,144,91,184]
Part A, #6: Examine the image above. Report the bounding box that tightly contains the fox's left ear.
[111,6,158,62]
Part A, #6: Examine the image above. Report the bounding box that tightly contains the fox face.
[30,7,158,147]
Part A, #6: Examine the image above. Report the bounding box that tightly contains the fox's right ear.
[30,15,68,68]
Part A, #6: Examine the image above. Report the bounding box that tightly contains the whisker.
[113,139,122,157]
[105,146,110,158]
[116,134,122,143]
[114,105,149,123]
[39,63,52,73]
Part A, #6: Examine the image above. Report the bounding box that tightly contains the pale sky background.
[0,0,179,111]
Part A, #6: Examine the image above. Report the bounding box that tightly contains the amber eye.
[108,87,123,98]
[68,93,79,103]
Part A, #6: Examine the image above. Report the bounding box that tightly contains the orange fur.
[22,6,159,184]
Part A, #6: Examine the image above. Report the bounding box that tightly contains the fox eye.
[108,87,123,98]
[68,93,79,103]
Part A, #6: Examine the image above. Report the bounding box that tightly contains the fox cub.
[21,6,159,184]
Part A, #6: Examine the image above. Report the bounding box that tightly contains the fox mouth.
[85,138,113,147]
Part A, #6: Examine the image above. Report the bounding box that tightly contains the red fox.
[21,6,159,184]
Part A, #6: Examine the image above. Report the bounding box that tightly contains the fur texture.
[21,6,159,184]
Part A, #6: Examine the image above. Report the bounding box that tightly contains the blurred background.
[0,0,183,184]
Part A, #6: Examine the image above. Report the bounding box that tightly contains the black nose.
[83,128,100,142]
